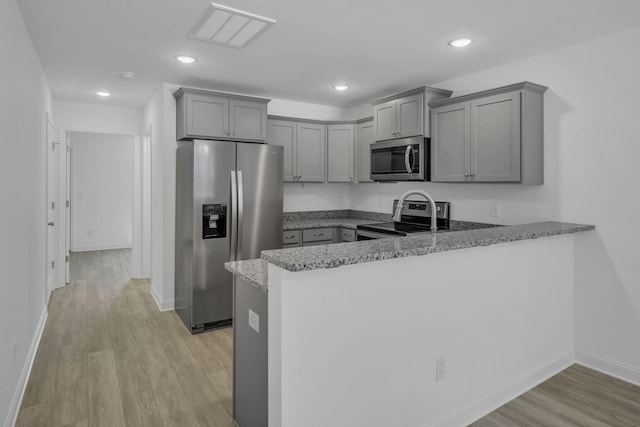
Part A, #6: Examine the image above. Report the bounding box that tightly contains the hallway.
[16,249,234,427]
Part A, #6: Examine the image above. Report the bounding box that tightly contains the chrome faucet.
[392,189,438,233]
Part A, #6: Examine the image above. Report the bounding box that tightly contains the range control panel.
[202,204,227,239]
[393,200,450,219]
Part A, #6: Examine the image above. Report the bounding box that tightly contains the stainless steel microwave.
[370,136,430,181]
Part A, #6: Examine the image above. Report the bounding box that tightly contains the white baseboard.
[71,243,132,252]
[432,350,575,427]
[575,348,640,386]
[4,308,48,427]
[150,286,175,312]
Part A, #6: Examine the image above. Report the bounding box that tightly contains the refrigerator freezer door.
[236,144,284,259]
[191,140,235,327]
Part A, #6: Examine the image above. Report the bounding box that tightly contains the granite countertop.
[226,221,595,293]
[262,221,595,272]
[225,259,268,293]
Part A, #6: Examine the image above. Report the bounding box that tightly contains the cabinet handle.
[224,129,229,135]
[230,130,235,136]
[284,235,295,240]
[313,233,324,237]
[470,173,475,177]
[464,173,469,177]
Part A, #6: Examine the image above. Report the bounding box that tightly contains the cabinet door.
[327,124,354,182]
[296,123,326,182]
[373,100,397,141]
[267,120,296,181]
[396,93,424,138]
[431,102,470,182]
[470,92,521,182]
[230,99,267,141]
[356,120,374,182]
[185,92,229,139]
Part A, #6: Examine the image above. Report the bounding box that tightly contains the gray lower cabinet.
[233,275,268,427]
[282,230,301,248]
[302,227,334,245]
[327,124,355,182]
[339,228,356,242]
[356,120,374,182]
[175,88,269,142]
[430,82,547,184]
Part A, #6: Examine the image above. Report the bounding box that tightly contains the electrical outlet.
[490,202,501,218]
[248,309,260,333]
[436,356,446,381]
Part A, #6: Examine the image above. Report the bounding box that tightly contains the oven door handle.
[404,145,413,173]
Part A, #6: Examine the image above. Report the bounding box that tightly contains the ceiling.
[17,0,640,109]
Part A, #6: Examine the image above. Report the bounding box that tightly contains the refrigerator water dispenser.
[202,204,227,239]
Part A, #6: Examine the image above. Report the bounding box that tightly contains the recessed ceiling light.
[96,91,111,97]
[332,84,349,91]
[177,56,197,64]
[448,38,473,48]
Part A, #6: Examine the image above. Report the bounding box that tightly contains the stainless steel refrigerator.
[175,140,283,333]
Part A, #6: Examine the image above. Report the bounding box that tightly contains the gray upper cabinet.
[356,119,374,182]
[267,118,325,182]
[229,98,268,141]
[175,88,269,142]
[371,86,452,142]
[267,120,296,182]
[327,124,355,183]
[430,82,547,184]
[296,123,325,182]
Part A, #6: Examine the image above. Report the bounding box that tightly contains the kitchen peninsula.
[226,220,594,427]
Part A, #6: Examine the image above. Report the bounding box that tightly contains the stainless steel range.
[357,200,451,240]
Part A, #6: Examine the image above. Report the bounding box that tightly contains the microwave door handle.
[404,145,412,173]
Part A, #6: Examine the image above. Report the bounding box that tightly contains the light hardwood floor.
[16,249,234,427]
[16,250,640,426]
[471,364,640,426]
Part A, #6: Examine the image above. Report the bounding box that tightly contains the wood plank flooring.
[16,249,234,427]
[15,249,640,426]
[471,364,640,426]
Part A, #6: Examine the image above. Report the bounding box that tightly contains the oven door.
[356,229,399,241]
[370,137,428,181]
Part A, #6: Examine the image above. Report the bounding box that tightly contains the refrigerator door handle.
[230,170,238,262]
[237,170,244,260]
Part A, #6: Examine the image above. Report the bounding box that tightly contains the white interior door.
[45,113,58,303]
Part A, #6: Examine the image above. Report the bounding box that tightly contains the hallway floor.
[16,249,234,427]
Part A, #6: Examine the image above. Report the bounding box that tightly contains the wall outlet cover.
[249,309,260,333]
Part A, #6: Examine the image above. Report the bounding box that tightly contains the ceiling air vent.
[188,2,276,49]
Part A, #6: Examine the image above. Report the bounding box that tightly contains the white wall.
[143,83,180,310]
[269,236,576,426]
[69,132,134,251]
[0,0,52,426]
[283,183,349,212]
[54,100,143,135]
[349,27,640,381]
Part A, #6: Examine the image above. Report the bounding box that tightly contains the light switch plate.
[249,309,260,333]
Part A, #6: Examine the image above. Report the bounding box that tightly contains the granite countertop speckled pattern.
[262,222,595,273]
[225,259,269,293]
